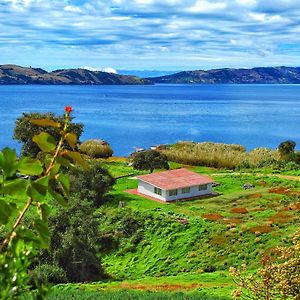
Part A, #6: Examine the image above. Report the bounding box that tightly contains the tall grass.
[162,141,279,169]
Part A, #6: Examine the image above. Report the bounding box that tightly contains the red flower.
[65,106,72,113]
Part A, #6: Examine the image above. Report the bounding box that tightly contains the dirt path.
[212,172,300,182]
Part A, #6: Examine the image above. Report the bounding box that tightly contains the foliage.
[230,229,300,300]
[278,140,296,161]
[68,159,115,207]
[132,150,169,173]
[31,264,67,285]
[14,112,83,157]
[162,142,280,169]
[0,107,86,298]
[79,139,113,158]
[38,196,106,283]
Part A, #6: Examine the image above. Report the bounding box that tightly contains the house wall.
[165,183,212,201]
[138,180,167,201]
[138,180,212,202]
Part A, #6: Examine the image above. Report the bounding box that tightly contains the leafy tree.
[68,160,115,207]
[0,107,87,298]
[14,112,84,157]
[38,196,106,283]
[132,150,169,173]
[278,140,296,161]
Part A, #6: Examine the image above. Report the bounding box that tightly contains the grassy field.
[50,157,300,299]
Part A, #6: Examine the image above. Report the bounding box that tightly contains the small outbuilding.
[136,168,214,202]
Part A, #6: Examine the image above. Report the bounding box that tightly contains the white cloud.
[64,5,82,13]
[187,1,227,13]
[82,66,118,74]
[249,12,285,23]
[235,0,256,6]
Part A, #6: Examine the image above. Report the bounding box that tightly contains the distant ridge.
[148,66,300,84]
[0,64,151,85]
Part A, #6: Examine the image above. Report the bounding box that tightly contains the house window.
[169,189,178,196]
[154,187,162,195]
[181,187,190,194]
[198,184,208,191]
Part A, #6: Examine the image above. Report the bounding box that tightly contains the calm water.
[1,84,300,156]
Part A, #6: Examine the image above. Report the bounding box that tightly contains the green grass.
[46,159,300,298]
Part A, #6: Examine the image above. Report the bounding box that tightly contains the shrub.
[31,264,67,285]
[132,150,169,173]
[79,139,113,158]
[68,160,115,207]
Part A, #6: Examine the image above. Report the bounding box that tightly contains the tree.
[0,107,87,298]
[14,112,84,157]
[37,196,106,283]
[132,150,169,173]
[67,160,115,207]
[278,140,296,161]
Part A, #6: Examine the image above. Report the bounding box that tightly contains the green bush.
[31,264,67,285]
[79,139,113,158]
[68,160,115,207]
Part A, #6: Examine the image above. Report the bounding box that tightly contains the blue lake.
[1,84,300,156]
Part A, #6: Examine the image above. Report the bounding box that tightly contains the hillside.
[149,66,300,84]
[0,64,151,85]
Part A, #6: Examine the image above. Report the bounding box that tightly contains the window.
[181,187,190,194]
[169,189,178,196]
[154,187,162,195]
[198,184,208,191]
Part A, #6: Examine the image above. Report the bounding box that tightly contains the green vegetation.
[79,139,113,158]
[162,141,281,169]
[13,112,83,157]
[1,109,300,300]
[132,149,169,173]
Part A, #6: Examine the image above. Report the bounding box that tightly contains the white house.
[136,168,214,202]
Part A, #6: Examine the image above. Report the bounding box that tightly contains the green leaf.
[18,157,43,176]
[48,186,68,207]
[37,203,51,221]
[34,219,50,248]
[65,133,77,150]
[26,176,49,202]
[31,118,61,128]
[32,176,49,196]
[56,174,70,195]
[1,178,28,196]
[0,200,17,224]
[32,133,56,153]
[64,150,88,170]
[0,148,17,178]
[56,156,71,168]
[49,163,61,178]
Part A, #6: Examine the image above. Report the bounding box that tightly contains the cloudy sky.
[1,0,300,71]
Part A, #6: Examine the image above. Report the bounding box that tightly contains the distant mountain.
[118,70,180,78]
[0,65,151,85]
[148,66,300,84]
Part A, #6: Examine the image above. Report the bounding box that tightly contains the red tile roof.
[137,168,213,190]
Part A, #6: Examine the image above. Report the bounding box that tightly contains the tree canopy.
[132,150,169,173]
[14,112,84,157]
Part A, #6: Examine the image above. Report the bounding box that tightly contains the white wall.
[165,183,212,201]
[138,179,167,201]
[138,180,212,202]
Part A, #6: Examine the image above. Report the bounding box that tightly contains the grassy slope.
[53,158,300,299]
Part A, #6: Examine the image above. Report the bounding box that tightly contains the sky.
[1,0,300,72]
